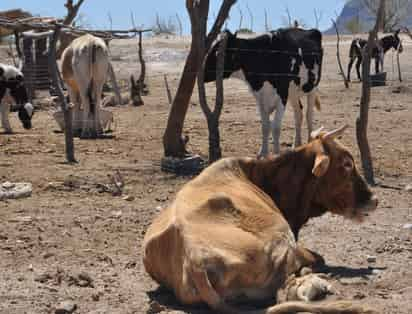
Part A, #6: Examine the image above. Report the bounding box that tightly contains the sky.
[1,0,347,33]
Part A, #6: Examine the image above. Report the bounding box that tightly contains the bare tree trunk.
[164,75,173,105]
[57,0,86,58]
[48,25,76,163]
[108,63,122,105]
[176,13,183,36]
[13,31,22,60]
[162,0,236,158]
[264,9,270,32]
[356,0,385,185]
[198,33,227,163]
[332,19,349,88]
[238,7,243,30]
[63,0,85,25]
[286,6,292,27]
[137,31,146,92]
[246,4,253,31]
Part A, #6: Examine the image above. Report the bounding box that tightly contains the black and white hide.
[347,30,403,81]
[0,63,34,133]
[204,28,323,157]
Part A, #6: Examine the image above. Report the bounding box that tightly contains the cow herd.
[0,26,404,313]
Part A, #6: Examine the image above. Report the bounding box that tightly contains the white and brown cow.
[143,125,378,314]
[0,63,34,133]
[61,34,109,138]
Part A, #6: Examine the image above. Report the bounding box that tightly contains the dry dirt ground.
[0,34,411,314]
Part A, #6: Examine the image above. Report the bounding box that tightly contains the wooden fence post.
[48,25,76,163]
[356,0,385,185]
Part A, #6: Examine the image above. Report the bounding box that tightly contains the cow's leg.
[1,102,12,134]
[258,103,271,158]
[92,79,105,136]
[377,52,384,74]
[67,87,81,136]
[72,94,82,137]
[291,98,303,149]
[306,92,316,143]
[356,57,362,81]
[347,57,355,82]
[80,97,91,138]
[375,57,380,74]
[76,84,92,139]
[271,100,285,155]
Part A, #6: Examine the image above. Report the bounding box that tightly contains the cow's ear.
[312,153,330,177]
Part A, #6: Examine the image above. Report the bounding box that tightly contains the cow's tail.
[87,78,95,114]
[88,43,98,114]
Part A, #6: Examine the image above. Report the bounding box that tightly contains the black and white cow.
[347,30,403,81]
[204,28,323,157]
[0,63,34,133]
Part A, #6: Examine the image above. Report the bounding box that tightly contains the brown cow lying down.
[143,125,378,314]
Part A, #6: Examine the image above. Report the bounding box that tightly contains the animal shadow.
[146,286,276,314]
[317,264,379,280]
[146,287,210,314]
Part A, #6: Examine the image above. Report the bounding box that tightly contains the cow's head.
[309,125,378,222]
[204,30,241,83]
[299,29,324,93]
[393,29,403,53]
[0,64,34,130]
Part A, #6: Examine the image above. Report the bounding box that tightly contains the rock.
[43,252,54,259]
[405,184,412,192]
[9,216,33,223]
[34,273,53,283]
[122,195,135,201]
[91,291,102,302]
[339,277,367,285]
[353,291,366,299]
[147,301,165,314]
[0,182,32,200]
[68,272,94,288]
[371,268,384,275]
[110,210,122,218]
[402,224,412,230]
[366,255,377,263]
[2,182,15,189]
[55,301,77,314]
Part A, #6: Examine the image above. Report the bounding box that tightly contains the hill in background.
[324,0,412,34]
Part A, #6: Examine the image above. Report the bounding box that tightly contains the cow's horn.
[323,125,348,140]
[310,126,325,139]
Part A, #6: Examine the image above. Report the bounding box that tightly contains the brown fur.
[143,131,378,314]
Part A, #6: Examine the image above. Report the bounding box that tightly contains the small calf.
[0,63,34,133]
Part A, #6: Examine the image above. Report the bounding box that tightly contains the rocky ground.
[0,33,411,314]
